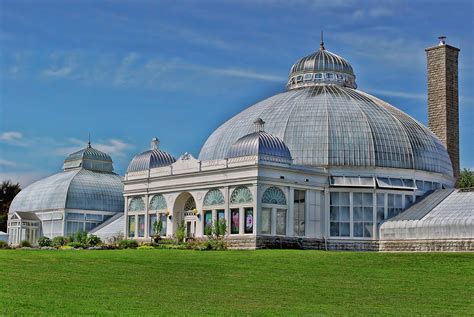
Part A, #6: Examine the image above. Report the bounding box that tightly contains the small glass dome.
[63,142,114,172]
[287,38,356,90]
[227,118,292,164]
[127,137,176,173]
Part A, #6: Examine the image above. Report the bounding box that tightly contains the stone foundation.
[225,236,474,252]
[380,239,474,252]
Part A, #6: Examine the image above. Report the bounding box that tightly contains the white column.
[239,207,245,234]
[271,207,277,236]
[144,194,149,239]
[288,187,294,236]
[324,187,330,238]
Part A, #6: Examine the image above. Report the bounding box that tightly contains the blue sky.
[1,0,473,186]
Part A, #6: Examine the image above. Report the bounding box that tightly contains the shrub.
[59,245,73,250]
[67,242,85,249]
[71,231,88,244]
[137,245,154,250]
[20,240,31,248]
[0,240,9,249]
[52,236,69,247]
[37,236,52,247]
[175,221,186,244]
[118,239,139,249]
[86,234,102,246]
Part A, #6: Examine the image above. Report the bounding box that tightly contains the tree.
[0,180,21,232]
[458,168,474,189]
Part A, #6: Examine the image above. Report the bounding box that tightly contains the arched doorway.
[173,192,197,238]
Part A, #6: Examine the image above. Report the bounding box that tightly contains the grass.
[0,249,472,316]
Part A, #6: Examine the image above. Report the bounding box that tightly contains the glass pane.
[244,208,253,234]
[363,207,373,221]
[138,215,145,237]
[363,193,373,206]
[353,207,363,221]
[376,193,385,207]
[276,209,287,235]
[353,193,362,206]
[340,207,350,221]
[128,215,135,237]
[330,222,339,236]
[149,214,157,236]
[261,208,271,234]
[340,223,350,237]
[353,223,363,237]
[330,206,339,220]
[204,211,212,235]
[364,223,373,237]
[160,214,167,236]
[330,192,339,205]
[340,192,350,205]
[231,209,239,234]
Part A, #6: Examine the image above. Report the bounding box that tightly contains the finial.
[87,133,91,148]
[320,30,325,50]
[438,35,446,46]
[254,118,265,132]
[151,137,160,150]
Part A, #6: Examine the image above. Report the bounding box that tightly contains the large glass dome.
[199,47,453,177]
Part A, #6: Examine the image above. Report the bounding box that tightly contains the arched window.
[262,187,287,205]
[129,196,145,211]
[230,186,253,204]
[149,194,167,210]
[184,196,196,211]
[203,189,225,206]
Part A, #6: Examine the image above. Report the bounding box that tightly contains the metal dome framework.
[199,84,452,176]
[127,137,176,173]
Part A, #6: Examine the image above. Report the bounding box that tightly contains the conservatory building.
[123,38,472,251]
[8,143,124,245]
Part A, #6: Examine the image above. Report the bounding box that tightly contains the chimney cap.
[438,35,447,45]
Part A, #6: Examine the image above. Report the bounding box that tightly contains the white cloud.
[0,131,27,146]
[0,159,18,168]
[41,54,78,79]
[366,88,426,101]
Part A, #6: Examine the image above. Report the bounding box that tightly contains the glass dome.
[127,137,176,173]
[199,84,453,176]
[227,118,293,164]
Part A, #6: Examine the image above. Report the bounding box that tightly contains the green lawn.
[0,249,472,316]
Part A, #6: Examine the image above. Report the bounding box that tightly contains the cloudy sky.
[1,0,473,187]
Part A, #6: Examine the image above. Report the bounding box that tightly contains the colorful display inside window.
[160,214,167,236]
[231,209,239,234]
[245,208,253,234]
[128,215,135,237]
[138,215,145,237]
[149,214,157,236]
[204,210,212,235]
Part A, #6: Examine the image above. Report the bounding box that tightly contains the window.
[217,210,225,223]
[138,215,145,237]
[230,209,240,234]
[86,214,102,221]
[296,75,303,82]
[330,192,350,237]
[244,208,254,234]
[203,189,225,206]
[67,221,84,235]
[149,214,157,236]
[67,213,84,220]
[405,195,414,208]
[376,193,385,227]
[353,193,373,238]
[326,73,333,79]
[230,186,253,204]
[204,210,212,235]
[184,196,196,211]
[85,222,98,232]
[129,197,145,211]
[160,214,167,236]
[128,216,135,237]
[261,208,271,234]
[262,187,287,205]
[303,73,313,81]
[387,194,403,218]
[293,190,305,236]
[150,194,167,210]
[276,209,287,235]
[315,73,322,79]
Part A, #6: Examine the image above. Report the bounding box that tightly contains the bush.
[137,245,154,250]
[175,221,186,244]
[67,242,85,249]
[0,241,9,249]
[20,240,31,248]
[37,236,52,247]
[86,234,102,246]
[69,231,88,244]
[118,239,139,249]
[52,236,69,247]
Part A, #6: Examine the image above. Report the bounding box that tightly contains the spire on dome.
[87,133,91,148]
[320,30,325,50]
[254,118,265,132]
[151,137,160,150]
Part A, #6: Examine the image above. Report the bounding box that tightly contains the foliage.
[67,242,85,249]
[0,250,472,315]
[458,168,474,188]
[51,236,69,247]
[118,239,139,249]
[152,218,163,242]
[69,231,88,244]
[175,220,186,244]
[137,245,154,250]
[0,180,21,232]
[86,234,102,246]
[213,219,227,238]
[0,241,9,249]
[20,240,31,248]
[58,245,74,250]
[37,236,52,247]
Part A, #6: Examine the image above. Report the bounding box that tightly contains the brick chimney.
[426,36,460,180]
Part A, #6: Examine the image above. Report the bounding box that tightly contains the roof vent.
[254,118,265,132]
[151,137,160,150]
[438,35,447,46]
